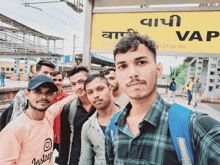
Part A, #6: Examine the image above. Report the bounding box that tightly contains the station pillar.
[11,58,20,81]
[203,58,220,99]
[20,57,30,81]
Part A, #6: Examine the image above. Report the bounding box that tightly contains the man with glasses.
[52,71,69,152]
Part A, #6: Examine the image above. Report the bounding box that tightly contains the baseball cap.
[27,74,58,92]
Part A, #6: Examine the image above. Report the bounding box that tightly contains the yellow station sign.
[91,11,220,53]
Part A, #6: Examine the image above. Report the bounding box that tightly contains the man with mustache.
[0,75,77,164]
[79,74,121,165]
[105,33,220,165]
[52,71,69,152]
[0,59,56,131]
[57,66,96,165]
[102,68,129,108]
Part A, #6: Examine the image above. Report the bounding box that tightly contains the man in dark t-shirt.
[57,66,96,165]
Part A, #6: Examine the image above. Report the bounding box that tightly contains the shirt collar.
[76,97,82,107]
[116,93,166,128]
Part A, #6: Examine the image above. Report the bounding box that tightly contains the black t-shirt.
[70,98,96,165]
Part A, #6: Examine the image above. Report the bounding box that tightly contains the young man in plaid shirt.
[191,76,202,108]
[105,33,220,165]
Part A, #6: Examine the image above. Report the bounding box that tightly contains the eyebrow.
[116,61,126,65]
[116,56,148,65]
[135,56,148,61]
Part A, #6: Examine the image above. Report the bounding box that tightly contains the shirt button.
[132,140,137,144]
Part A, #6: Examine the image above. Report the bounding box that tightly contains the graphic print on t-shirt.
[32,138,53,165]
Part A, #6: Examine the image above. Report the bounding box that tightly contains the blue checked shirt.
[191,81,202,93]
[105,94,220,165]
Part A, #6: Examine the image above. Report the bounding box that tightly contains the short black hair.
[84,74,109,91]
[101,68,116,76]
[113,33,157,62]
[190,77,194,80]
[52,71,63,79]
[67,66,89,78]
[172,78,175,81]
[36,60,55,71]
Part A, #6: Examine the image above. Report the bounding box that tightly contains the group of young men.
[0,33,220,165]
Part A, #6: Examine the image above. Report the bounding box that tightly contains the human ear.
[156,63,163,79]
[24,90,30,100]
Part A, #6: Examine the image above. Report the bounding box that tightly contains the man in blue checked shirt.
[191,77,202,108]
[105,33,220,165]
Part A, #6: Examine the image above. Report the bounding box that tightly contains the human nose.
[93,91,99,99]
[40,93,47,99]
[129,65,139,79]
[76,83,83,89]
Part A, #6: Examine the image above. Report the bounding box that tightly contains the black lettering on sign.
[176,31,190,41]
[188,31,203,41]
[140,15,181,27]
[207,31,219,41]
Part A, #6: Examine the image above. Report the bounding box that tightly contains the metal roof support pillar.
[203,58,219,99]
[34,35,35,51]
[23,57,30,78]
[54,40,56,54]
[82,0,94,70]
[47,37,49,53]
[62,39,64,54]
[11,31,13,52]
[53,57,59,71]
[37,35,39,53]
[13,58,20,77]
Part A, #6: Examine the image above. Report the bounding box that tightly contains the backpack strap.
[67,99,77,165]
[168,103,194,165]
[109,111,121,142]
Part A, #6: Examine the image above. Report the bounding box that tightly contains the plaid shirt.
[191,81,202,93]
[105,93,220,165]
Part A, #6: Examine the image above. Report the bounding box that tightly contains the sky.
[0,0,187,75]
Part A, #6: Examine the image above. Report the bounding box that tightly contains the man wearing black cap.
[0,75,77,165]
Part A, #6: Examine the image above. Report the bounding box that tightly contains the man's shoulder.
[3,114,29,132]
[190,112,220,129]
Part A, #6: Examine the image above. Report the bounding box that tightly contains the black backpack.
[0,100,29,131]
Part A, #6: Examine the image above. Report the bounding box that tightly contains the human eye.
[71,83,76,86]
[98,87,104,91]
[35,89,41,94]
[87,91,93,95]
[118,64,127,69]
[110,77,114,80]
[137,61,146,65]
[47,91,54,95]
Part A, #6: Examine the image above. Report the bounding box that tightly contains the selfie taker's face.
[115,44,162,100]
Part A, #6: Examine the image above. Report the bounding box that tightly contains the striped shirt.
[191,81,202,93]
[105,94,220,165]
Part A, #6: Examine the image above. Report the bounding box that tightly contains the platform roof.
[94,0,220,7]
[0,14,63,40]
